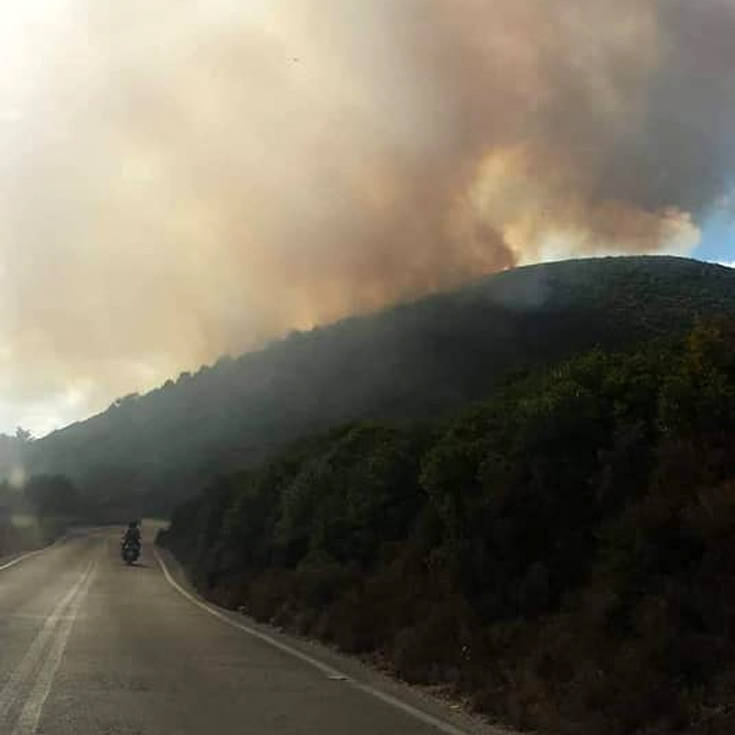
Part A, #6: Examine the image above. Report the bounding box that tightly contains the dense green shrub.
[160,320,735,734]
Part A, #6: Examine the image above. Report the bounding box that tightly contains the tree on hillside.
[15,427,33,443]
[24,474,79,518]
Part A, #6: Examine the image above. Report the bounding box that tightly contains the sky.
[695,210,735,266]
[1,0,735,437]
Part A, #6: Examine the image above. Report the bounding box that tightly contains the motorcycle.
[121,538,141,565]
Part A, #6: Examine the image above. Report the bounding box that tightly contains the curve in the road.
[154,548,469,735]
[0,528,505,735]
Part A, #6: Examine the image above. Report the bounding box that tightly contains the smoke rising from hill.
[1,0,733,432]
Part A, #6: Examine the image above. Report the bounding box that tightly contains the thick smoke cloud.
[0,0,733,434]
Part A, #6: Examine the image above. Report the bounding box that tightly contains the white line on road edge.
[0,533,73,574]
[11,561,97,735]
[0,561,95,723]
[0,550,45,573]
[154,548,470,735]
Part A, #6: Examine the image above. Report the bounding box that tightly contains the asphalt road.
[0,525,505,735]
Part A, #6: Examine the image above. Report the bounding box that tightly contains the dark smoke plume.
[0,0,733,432]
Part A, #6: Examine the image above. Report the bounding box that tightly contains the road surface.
[0,525,504,735]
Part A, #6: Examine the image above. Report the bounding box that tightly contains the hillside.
[160,320,735,735]
[25,256,735,515]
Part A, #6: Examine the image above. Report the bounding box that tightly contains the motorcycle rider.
[122,520,141,550]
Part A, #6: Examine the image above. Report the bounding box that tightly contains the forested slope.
[27,256,735,514]
[160,320,735,735]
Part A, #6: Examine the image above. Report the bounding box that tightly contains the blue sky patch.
[694,210,735,265]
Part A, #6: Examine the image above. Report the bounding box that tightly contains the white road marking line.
[154,548,469,735]
[0,550,45,573]
[0,535,71,574]
[154,549,342,678]
[11,561,97,735]
[0,562,93,723]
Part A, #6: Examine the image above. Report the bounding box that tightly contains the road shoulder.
[154,544,518,735]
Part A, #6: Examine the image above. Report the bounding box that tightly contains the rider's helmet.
[128,520,138,529]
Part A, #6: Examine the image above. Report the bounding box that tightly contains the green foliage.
[0,472,87,554]
[161,318,735,734]
[24,474,79,518]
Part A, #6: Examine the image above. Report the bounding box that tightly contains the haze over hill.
[15,255,735,516]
